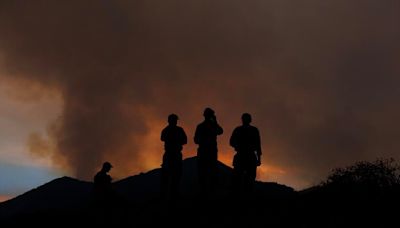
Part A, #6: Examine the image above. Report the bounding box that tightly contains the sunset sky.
[0,0,399,202]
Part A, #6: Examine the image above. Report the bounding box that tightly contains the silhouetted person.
[194,107,223,195]
[92,162,124,226]
[230,113,262,194]
[93,162,114,205]
[161,114,187,201]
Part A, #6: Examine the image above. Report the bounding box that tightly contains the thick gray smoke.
[0,0,399,188]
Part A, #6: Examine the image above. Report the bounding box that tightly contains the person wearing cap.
[230,113,262,194]
[93,161,114,205]
[160,114,187,200]
[194,107,223,195]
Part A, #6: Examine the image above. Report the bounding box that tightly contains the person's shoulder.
[196,121,206,128]
[250,125,260,132]
[162,125,171,132]
[237,125,248,130]
[94,171,103,180]
[233,126,242,131]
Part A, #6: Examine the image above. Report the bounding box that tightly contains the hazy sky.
[0,0,399,200]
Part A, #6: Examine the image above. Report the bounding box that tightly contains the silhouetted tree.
[324,158,400,189]
[295,159,400,227]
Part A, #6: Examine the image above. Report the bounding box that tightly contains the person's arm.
[93,173,99,184]
[255,128,262,166]
[194,125,200,145]
[216,123,223,135]
[107,174,113,183]
[229,128,238,149]
[256,128,262,156]
[161,128,166,142]
[211,114,223,135]
[181,128,188,145]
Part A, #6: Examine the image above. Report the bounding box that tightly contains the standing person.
[230,113,262,194]
[160,114,187,200]
[93,161,114,205]
[194,107,223,195]
[92,161,115,225]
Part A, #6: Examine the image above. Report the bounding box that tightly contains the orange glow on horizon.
[0,195,13,203]
[130,114,289,185]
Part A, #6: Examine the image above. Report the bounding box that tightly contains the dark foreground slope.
[1,157,399,227]
[0,157,293,227]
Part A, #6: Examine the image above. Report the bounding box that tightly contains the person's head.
[168,114,179,126]
[102,162,113,172]
[203,107,215,120]
[241,113,252,125]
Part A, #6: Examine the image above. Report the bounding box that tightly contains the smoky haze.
[0,0,399,188]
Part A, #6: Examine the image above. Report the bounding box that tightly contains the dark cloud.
[0,0,399,188]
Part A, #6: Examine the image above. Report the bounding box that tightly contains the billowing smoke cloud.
[0,0,399,188]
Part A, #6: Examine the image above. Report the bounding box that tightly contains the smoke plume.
[0,0,399,188]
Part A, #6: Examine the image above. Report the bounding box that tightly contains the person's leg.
[171,159,182,200]
[161,167,169,199]
[232,165,244,195]
[197,155,206,195]
[161,154,171,199]
[244,165,257,193]
[209,148,218,193]
[203,158,212,195]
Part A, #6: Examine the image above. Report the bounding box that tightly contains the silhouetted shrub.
[324,158,400,189]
